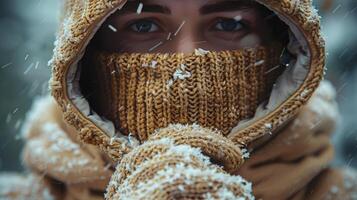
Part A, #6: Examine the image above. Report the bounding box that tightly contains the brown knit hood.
[50,0,325,161]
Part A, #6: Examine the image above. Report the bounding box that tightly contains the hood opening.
[57,0,320,146]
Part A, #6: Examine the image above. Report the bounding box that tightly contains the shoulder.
[21,95,64,140]
[306,167,357,199]
[294,80,340,135]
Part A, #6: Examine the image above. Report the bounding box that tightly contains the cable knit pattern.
[106,124,253,200]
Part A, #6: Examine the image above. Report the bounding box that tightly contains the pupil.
[221,19,238,31]
[136,21,152,32]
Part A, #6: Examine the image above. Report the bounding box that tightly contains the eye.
[129,19,160,33]
[214,18,244,32]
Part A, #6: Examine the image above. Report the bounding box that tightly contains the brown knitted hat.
[84,46,283,141]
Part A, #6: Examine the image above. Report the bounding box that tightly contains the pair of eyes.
[128,18,245,33]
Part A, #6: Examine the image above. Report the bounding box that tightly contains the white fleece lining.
[66,7,123,137]
[65,4,311,138]
[230,10,311,132]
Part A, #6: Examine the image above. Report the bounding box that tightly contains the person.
[1,0,356,199]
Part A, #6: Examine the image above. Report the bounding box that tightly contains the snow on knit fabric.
[23,123,111,185]
[105,124,253,199]
[8,0,348,199]
[91,46,282,140]
[50,0,326,161]
[20,96,114,194]
[0,173,54,200]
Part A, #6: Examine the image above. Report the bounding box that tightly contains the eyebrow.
[120,2,171,14]
[200,1,256,15]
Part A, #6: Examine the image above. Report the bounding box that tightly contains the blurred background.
[0,0,356,172]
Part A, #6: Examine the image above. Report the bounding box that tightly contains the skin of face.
[93,0,286,53]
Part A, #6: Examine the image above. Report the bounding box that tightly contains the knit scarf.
[85,46,283,141]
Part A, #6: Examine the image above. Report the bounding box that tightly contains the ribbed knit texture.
[92,47,282,141]
[50,0,327,160]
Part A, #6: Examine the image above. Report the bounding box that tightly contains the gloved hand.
[105,124,254,200]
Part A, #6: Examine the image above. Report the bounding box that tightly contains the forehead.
[126,0,256,8]
[131,0,226,4]
[122,0,260,15]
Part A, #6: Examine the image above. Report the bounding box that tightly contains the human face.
[93,0,278,53]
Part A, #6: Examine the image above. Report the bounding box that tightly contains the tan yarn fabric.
[50,0,327,159]
[2,88,357,200]
[89,46,282,141]
[105,124,254,200]
[2,0,357,199]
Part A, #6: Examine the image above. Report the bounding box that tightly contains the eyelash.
[210,17,248,32]
[125,17,249,33]
[126,18,163,33]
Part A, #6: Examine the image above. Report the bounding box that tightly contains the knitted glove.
[105,124,254,200]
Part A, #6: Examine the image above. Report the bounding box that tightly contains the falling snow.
[174,20,186,36]
[1,0,357,199]
[137,3,144,14]
[1,62,12,69]
[149,41,163,52]
[108,24,117,32]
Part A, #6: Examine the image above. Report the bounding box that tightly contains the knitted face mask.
[88,46,283,141]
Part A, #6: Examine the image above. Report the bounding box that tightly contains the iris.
[215,18,243,32]
[130,19,159,33]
